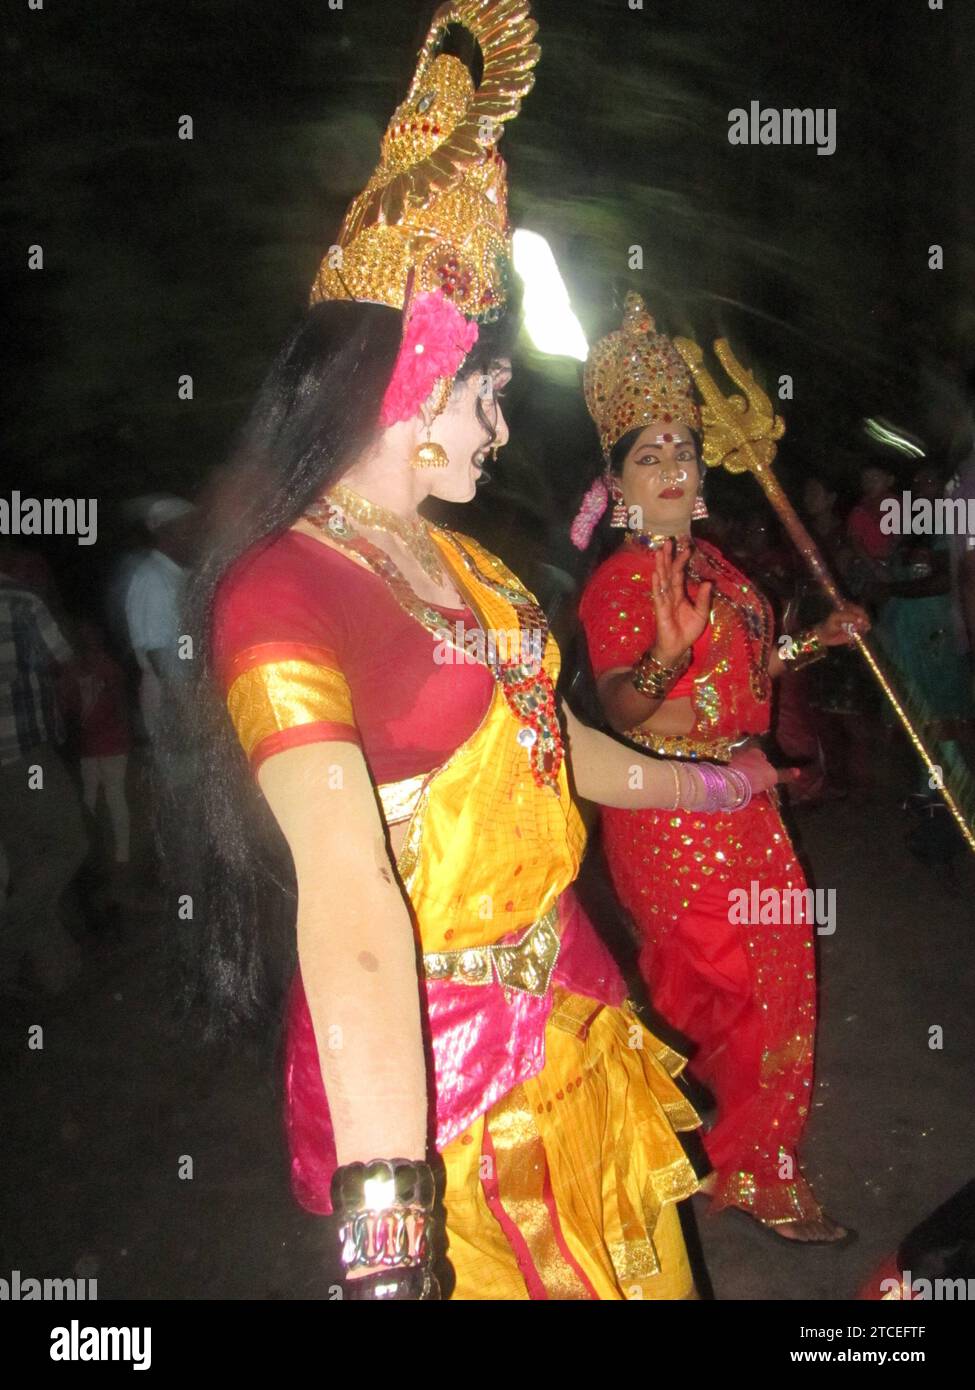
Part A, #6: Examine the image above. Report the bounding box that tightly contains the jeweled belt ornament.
[423,905,560,997]
[625,728,735,764]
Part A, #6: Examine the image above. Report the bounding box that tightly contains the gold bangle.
[781,628,826,672]
[669,761,681,810]
[632,648,691,700]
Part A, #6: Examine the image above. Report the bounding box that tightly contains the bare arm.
[257,741,427,1165]
[560,699,778,807]
[561,698,669,805]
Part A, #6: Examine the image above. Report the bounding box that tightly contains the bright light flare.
[512,228,589,361]
[863,417,926,458]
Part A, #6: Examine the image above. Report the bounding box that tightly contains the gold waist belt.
[625,728,735,764]
[422,905,561,998]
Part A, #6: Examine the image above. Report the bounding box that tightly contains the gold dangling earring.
[692,487,708,520]
[411,376,451,469]
[411,428,449,470]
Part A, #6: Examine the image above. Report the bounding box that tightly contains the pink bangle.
[677,762,752,813]
[722,766,753,811]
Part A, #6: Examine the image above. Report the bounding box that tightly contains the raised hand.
[649,540,713,667]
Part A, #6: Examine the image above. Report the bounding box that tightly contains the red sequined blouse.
[578,536,773,742]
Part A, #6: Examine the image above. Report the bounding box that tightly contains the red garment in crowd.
[773,667,827,803]
[76,652,130,758]
[847,495,897,561]
[579,536,822,1224]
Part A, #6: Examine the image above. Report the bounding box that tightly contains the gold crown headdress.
[310,0,540,322]
[583,292,702,461]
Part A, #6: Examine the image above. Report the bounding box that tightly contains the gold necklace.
[312,481,446,587]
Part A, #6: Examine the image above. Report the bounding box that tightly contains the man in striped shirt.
[0,559,87,994]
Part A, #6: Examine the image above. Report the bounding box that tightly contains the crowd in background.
[0,496,197,997]
[2,450,974,998]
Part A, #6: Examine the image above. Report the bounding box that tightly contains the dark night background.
[6,0,975,594]
[2,0,974,1310]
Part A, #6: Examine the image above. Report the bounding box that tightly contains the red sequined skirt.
[602,791,823,1224]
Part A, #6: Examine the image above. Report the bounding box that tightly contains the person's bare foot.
[767,1214,849,1243]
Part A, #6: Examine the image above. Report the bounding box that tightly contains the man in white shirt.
[123,497,196,743]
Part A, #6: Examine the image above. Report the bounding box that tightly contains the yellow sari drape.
[400,532,701,1299]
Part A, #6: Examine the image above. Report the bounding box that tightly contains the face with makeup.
[616,425,702,535]
[422,361,512,504]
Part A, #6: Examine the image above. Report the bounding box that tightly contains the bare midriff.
[601,663,697,736]
[635,693,696,736]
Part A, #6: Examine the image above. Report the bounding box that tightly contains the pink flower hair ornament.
[378,289,480,429]
[570,473,610,550]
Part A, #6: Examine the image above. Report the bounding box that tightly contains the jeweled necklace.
[310,482,445,586]
[686,545,772,702]
[626,530,693,555]
[302,501,563,793]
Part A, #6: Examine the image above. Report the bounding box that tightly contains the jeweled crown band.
[585,291,702,460]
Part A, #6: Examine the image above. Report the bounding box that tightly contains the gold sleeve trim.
[226,659,356,760]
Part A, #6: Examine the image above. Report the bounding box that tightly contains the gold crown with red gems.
[310,0,540,321]
[584,292,702,460]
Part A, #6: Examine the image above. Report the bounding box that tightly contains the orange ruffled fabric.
[440,989,701,1300]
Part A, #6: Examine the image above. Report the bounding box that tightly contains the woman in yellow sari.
[182,1,778,1300]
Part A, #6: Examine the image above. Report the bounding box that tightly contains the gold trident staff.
[674,334,975,855]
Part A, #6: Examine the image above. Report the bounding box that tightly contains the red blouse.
[213,529,495,784]
[578,537,773,742]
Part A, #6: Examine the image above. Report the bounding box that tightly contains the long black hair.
[163,297,519,1037]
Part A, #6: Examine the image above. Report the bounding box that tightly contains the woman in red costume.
[573,294,870,1243]
[173,12,780,1300]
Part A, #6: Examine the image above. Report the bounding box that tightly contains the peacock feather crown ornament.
[310,0,540,322]
[584,291,702,461]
